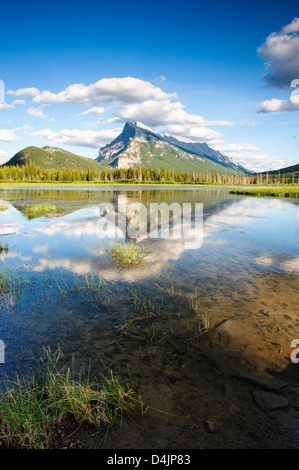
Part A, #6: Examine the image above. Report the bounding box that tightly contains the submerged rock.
[204,420,216,433]
[238,373,287,391]
[253,391,288,411]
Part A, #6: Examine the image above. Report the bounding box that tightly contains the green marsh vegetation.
[230,188,299,197]
[0,271,23,310]
[55,273,112,308]
[0,270,51,312]
[116,286,161,341]
[0,269,214,448]
[0,264,213,346]
[189,288,211,337]
[55,273,212,347]
[113,282,212,345]
[17,203,65,219]
[0,347,140,449]
[105,241,151,267]
[79,274,213,345]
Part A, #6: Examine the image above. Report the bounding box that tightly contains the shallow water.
[0,186,298,384]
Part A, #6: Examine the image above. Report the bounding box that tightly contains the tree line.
[0,160,298,185]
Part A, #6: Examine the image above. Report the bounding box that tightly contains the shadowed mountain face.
[96,121,252,174]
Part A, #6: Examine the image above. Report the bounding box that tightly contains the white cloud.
[164,124,223,143]
[30,127,122,148]
[257,98,299,113]
[114,98,233,130]
[78,106,106,117]
[8,77,234,145]
[213,141,291,172]
[21,124,35,131]
[0,128,20,142]
[10,77,233,131]
[107,117,122,124]
[281,17,299,34]
[8,77,284,171]
[6,76,236,148]
[13,99,26,105]
[215,143,260,153]
[31,77,176,104]
[258,17,299,89]
[0,99,26,111]
[27,105,50,119]
[7,87,40,97]
[0,103,14,111]
[257,18,299,113]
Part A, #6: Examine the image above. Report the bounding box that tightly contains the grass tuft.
[106,241,150,267]
[17,204,64,219]
[0,347,140,449]
[190,288,211,336]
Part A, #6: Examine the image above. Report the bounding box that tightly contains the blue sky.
[0,0,298,171]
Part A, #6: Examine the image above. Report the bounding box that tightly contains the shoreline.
[0,181,299,189]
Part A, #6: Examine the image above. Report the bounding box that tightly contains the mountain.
[96,121,252,174]
[163,134,250,174]
[4,146,102,171]
[262,162,299,176]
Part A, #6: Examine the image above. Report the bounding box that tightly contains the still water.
[0,186,298,382]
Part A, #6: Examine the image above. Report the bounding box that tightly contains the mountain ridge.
[96,121,252,174]
[163,134,249,174]
[261,162,299,175]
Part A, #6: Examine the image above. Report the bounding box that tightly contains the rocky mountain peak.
[96,121,252,174]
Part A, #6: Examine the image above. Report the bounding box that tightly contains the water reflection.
[0,188,298,278]
[0,187,298,381]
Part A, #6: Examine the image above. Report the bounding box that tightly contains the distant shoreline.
[0,181,299,188]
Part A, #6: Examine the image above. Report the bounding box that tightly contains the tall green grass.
[0,271,23,309]
[0,347,140,448]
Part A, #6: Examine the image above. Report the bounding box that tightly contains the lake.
[0,186,298,448]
